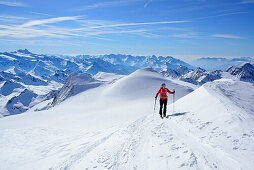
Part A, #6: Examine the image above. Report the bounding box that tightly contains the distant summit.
[16,49,31,54]
[180,67,221,85]
[226,63,254,83]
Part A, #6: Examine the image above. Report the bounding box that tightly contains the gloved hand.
[173,90,175,94]
[155,96,157,99]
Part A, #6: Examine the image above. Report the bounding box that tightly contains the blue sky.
[0,0,253,60]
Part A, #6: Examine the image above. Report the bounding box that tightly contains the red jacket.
[156,87,174,100]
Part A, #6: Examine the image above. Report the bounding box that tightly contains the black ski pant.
[159,99,167,117]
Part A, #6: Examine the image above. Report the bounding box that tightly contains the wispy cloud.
[79,29,148,36]
[0,15,28,20]
[75,0,142,11]
[239,0,254,4]
[212,34,244,39]
[74,19,190,38]
[1,12,247,43]
[0,0,27,7]
[172,33,195,39]
[80,20,189,30]
[0,17,189,39]
[0,16,83,38]
[0,16,159,39]
[192,11,248,21]
[0,11,192,41]
[0,38,95,47]
[0,25,66,38]
[170,31,209,39]
[144,0,152,8]
[0,15,28,23]
[21,16,80,27]
[30,12,53,17]
[217,11,248,17]
[216,7,244,14]
[158,26,191,32]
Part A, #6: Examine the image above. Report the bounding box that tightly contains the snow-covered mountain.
[0,67,253,169]
[161,66,222,85]
[0,49,81,77]
[226,63,254,83]
[160,65,190,78]
[180,68,222,85]
[161,63,254,85]
[51,72,102,106]
[42,70,69,83]
[1,49,253,116]
[0,49,196,116]
[85,58,136,75]
[0,49,80,115]
[0,70,62,116]
[51,67,193,106]
[77,54,195,71]
[1,49,195,77]
[1,49,252,117]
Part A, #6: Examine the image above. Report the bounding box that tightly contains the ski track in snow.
[1,113,253,170]
[9,114,248,170]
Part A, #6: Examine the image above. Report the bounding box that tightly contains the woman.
[155,83,175,118]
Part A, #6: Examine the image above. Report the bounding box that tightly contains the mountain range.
[0,49,253,117]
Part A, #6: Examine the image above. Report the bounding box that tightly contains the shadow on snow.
[166,112,188,118]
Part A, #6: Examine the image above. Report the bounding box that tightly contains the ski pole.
[173,89,175,114]
[153,98,157,120]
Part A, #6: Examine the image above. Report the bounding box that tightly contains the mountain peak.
[194,67,206,73]
[242,63,254,70]
[226,62,254,82]
[16,49,31,54]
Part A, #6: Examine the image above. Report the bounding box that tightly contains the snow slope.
[102,67,193,100]
[93,72,124,82]
[0,68,253,170]
[166,79,254,169]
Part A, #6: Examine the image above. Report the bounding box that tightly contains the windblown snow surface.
[0,68,254,170]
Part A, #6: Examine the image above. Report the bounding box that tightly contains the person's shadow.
[166,112,188,118]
